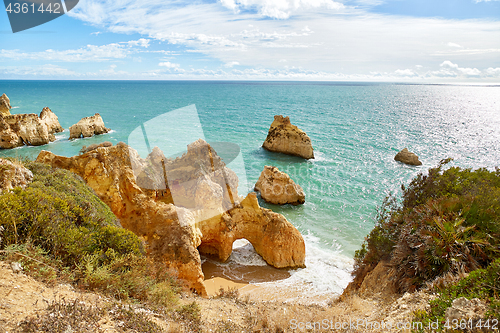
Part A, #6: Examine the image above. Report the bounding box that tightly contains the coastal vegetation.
[3,155,500,331]
[354,158,500,324]
[0,159,188,330]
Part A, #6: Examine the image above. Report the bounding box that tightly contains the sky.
[1,0,500,82]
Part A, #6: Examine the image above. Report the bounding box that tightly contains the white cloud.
[2,60,500,81]
[438,60,481,77]
[224,61,240,67]
[447,42,462,48]
[485,67,500,76]
[126,38,150,48]
[441,60,459,69]
[0,64,78,77]
[394,69,417,77]
[158,61,180,68]
[218,0,345,19]
[0,39,151,62]
[65,1,500,79]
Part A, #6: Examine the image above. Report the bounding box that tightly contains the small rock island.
[69,113,110,139]
[262,115,314,159]
[394,148,422,166]
[0,101,64,149]
[255,165,305,205]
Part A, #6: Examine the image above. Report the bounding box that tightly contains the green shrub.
[0,161,179,310]
[78,253,179,309]
[0,162,142,267]
[414,258,500,331]
[355,159,500,293]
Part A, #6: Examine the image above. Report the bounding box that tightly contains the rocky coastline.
[1,105,497,332]
[0,94,112,150]
[36,140,306,296]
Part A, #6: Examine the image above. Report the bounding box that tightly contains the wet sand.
[201,255,291,297]
[202,260,291,284]
[201,257,336,305]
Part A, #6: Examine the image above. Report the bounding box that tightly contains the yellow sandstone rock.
[255,165,305,205]
[263,115,314,159]
[69,113,110,139]
[36,140,305,296]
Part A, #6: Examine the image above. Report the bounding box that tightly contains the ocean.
[1,80,499,303]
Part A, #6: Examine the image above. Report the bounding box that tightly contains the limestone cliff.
[254,165,305,205]
[36,140,305,295]
[1,114,51,148]
[0,107,64,149]
[0,94,11,116]
[0,159,33,193]
[262,115,314,159]
[69,113,110,139]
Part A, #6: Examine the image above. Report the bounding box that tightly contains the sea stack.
[262,115,314,159]
[69,113,110,139]
[0,107,64,149]
[0,94,12,116]
[40,107,64,138]
[255,165,305,205]
[394,148,422,166]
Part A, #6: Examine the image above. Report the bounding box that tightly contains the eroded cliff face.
[0,107,63,149]
[254,165,305,205]
[262,115,314,159]
[36,140,305,295]
[69,113,110,139]
[40,107,64,139]
[0,94,11,116]
[0,159,33,193]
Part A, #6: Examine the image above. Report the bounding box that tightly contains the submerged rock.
[0,94,12,116]
[69,113,110,139]
[36,139,305,295]
[0,158,33,192]
[394,148,422,166]
[262,115,314,159]
[0,107,63,149]
[254,165,305,205]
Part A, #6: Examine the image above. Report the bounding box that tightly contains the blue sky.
[1,0,499,81]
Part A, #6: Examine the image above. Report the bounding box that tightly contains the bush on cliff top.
[0,160,179,310]
[0,161,141,264]
[414,258,500,330]
[354,159,500,293]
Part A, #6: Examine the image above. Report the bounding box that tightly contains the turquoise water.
[2,81,500,297]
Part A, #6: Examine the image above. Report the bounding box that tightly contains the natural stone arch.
[36,142,305,296]
[196,193,306,269]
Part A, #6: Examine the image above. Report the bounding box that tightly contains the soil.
[0,260,436,332]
